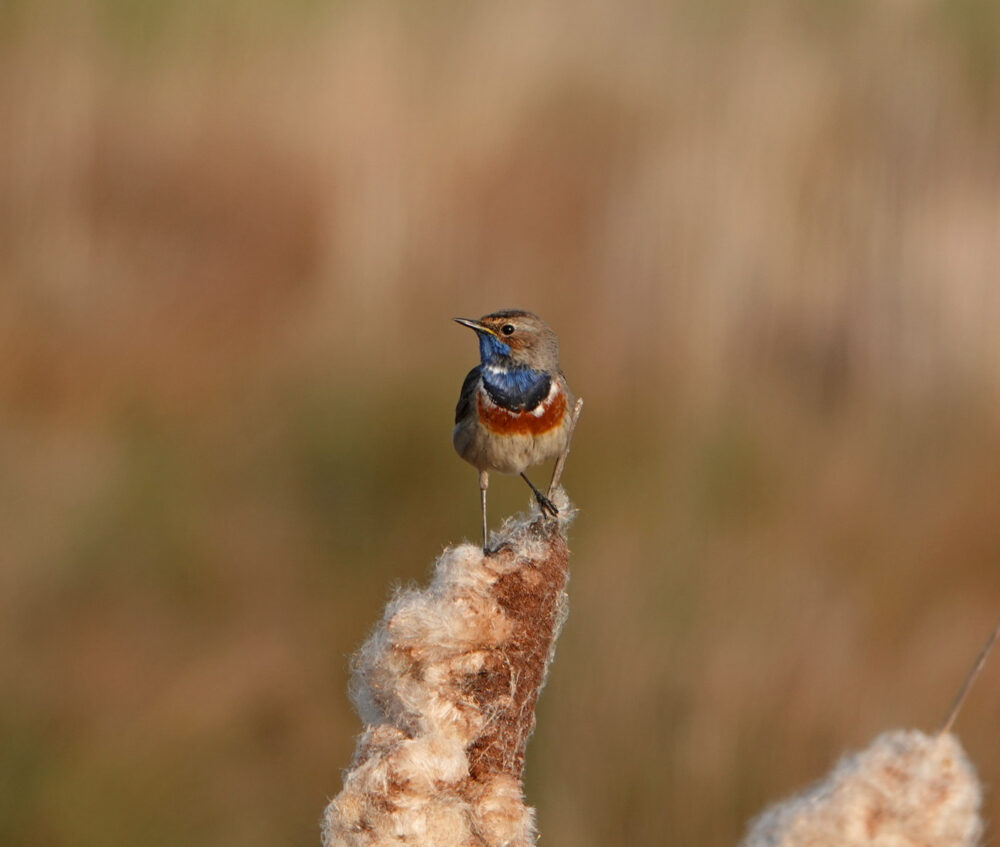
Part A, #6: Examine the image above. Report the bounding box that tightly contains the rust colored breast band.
[477,389,567,436]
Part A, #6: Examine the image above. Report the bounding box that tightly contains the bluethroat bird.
[453,310,575,552]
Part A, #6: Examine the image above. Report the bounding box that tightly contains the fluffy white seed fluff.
[323,491,574,847]
[741,730,982,847]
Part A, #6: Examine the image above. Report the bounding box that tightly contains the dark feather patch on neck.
[482,367,551,412]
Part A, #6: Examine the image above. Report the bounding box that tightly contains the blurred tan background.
[2,1,1000,845]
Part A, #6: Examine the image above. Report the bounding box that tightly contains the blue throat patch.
[477,332,511,362]
[481,365,551,412]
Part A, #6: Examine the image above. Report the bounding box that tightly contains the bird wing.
[454,366,482,425]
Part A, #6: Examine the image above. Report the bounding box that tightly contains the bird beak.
[454,317,495,337]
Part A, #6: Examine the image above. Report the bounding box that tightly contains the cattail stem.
[939,619,1000,735]
[548,397,584,497]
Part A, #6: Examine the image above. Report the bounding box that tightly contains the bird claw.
[535,492,559,518]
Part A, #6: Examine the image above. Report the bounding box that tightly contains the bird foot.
[534,492,559,518]
[484,540,515,556]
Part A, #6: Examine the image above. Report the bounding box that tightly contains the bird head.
[455,310,560,372]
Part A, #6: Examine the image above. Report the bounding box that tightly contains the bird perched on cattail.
[453,310,575,552]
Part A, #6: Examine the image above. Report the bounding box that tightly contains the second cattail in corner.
[740,730,982,847]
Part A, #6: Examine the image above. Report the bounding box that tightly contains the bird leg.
[520,472,559,518]
[479,469,489,553]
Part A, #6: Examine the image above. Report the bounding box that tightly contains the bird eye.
[501,324,515,336]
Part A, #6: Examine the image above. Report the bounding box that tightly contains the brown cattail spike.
[322,494,575,847]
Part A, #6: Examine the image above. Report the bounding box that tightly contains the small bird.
[453,309,575,552]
